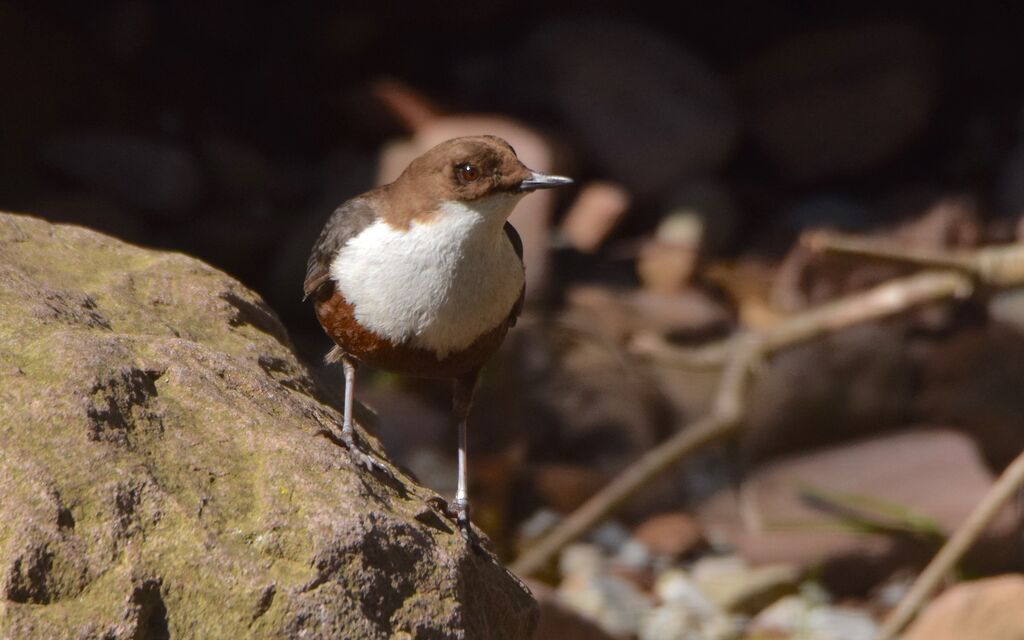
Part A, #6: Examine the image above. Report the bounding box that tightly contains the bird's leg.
[450,370,480,543]
[342,357,356,436]
[331,356,390,475]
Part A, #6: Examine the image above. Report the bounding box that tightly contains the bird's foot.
[424,496,491,555]
[450,498,488,554]
[451,498,472,533]
[317,424,393,477]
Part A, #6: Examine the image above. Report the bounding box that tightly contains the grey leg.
[334,356,390,475]
[342,357,356,437]
[451,370,480,540]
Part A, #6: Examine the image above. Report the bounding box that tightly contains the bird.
[304,135,572,539]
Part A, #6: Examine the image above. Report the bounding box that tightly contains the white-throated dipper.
[304,135,572,538]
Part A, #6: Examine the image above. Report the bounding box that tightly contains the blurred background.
[3,2,1024,638]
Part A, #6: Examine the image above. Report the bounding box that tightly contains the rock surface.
[511,19,737,198]
[738,22,936,181]
[690,556,799,615]
[749,595,878,640]
[632,512,705,560]
[526,580,614,640]
[0,213,537,639]
[903,575,1024,640]
[699,428,1020,594]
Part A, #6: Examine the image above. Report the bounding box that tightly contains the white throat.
[329,195,525,357]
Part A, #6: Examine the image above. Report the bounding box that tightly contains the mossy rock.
[0,212,537,639]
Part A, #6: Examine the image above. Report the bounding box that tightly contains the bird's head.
[392,135,572,223]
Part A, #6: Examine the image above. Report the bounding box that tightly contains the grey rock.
[557,542,652,637]
[559,543,606,578]
[639,603,700,640]
[997,140,1024,216]
[558,572,652,638]
[690,556,799,615]
[615,539,654,572]
[700,615,745,640]
[750,595,878,640]
[988,288,1024,333]
[739,23,937,181]
[653,569,718,620]
[528,580,616,640]
[41,133,204,214]
[512,19,737,197]
[590,521,633,554]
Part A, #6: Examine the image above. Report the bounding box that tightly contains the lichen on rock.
[0,212,537,639]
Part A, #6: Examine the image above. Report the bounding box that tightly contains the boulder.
[0,212,537,639]
[511,19,738,198]
[40,133,204,215]
[738,23,936,181]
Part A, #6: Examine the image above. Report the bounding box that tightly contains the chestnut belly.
[314,287,509,379]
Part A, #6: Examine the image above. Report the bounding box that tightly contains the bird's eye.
[456,163,480,183]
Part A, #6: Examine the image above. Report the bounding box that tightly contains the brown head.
[382,135,572,227]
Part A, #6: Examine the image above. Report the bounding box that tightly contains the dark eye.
[456,163,480,183]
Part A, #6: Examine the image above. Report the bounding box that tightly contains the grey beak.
[518,171,574,192]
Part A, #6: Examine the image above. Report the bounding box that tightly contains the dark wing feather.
[503,221,525,327]
[303,196,378,301]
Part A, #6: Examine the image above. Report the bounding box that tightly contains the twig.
[876,447,1024,640]
[515,241,1024,578]
[510,334,761,577]
[806,233,1024,288]
[633,270,974,367]
[635,240,1024,368]
[802,231,978,272]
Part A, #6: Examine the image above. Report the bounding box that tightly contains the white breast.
[329,199,524,358]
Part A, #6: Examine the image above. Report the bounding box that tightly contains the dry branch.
[633,269,973,367]
[876,447,1024,640]
[804,232,1024,286]
[511,334,761,577]
[513,239,1024,580]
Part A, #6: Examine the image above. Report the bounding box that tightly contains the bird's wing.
[503,221,525,328]
[303,196,378,300]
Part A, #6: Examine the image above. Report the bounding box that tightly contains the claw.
[317,426,393,477]
[424,496,490,555]
[342,429,392,476]
[451,498,488,553]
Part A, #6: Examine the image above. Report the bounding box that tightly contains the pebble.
[589,520,633,553]
[639,603,700,640]
[558,570,653,637]
[691,556,799,615]
[701,615,745,640]
[615,538,654,571]
[559,543,606,577]
[517,508,561,541]
[653,569,718,620]
[633,511,705,559]
[989,288,1024,333]
[750,595,878,640]
[557,181,631,253]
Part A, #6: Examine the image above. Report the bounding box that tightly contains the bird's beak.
[518,171,574,192]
